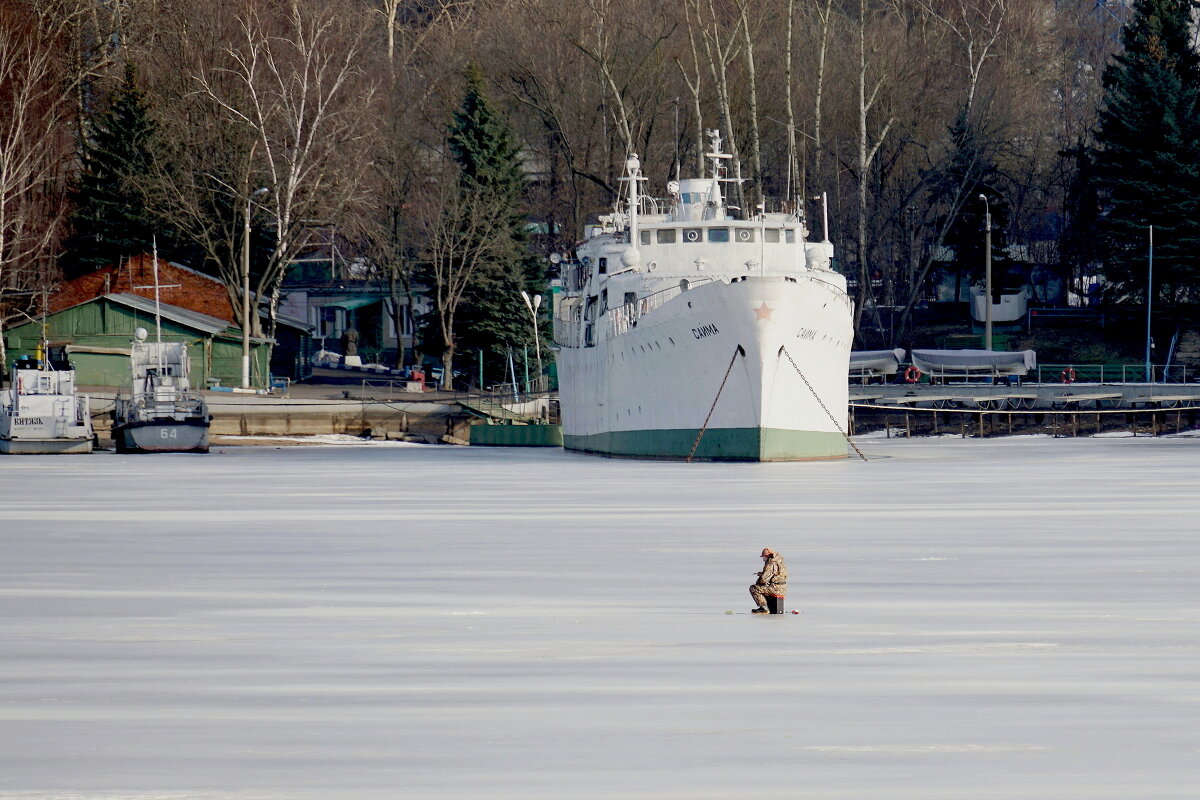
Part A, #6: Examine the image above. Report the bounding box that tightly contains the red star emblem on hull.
[753,302,774,321]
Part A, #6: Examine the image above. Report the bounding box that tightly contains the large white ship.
[552,133,854,461]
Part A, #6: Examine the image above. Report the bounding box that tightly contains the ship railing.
[115,389,208,421]
[640,195,801,219]
[553,307,585,348]
[606,277,715,338]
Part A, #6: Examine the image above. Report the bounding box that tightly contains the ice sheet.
[1,436,1197,798]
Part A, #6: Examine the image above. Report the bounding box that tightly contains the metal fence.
[874,363,1197,386]
[1032,364,1196,385]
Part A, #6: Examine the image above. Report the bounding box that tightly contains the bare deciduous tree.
[192,0,377,351]
[0,4,80,369]
[416,163,517,390]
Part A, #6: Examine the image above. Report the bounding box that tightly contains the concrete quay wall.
[87,390,457,444]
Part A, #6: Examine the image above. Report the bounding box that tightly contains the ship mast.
[619,153,645,244]
[703,129,733,219]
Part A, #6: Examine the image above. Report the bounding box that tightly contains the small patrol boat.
[111,327,211,453]
[0,347,95,455]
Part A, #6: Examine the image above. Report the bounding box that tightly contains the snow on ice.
[1,435,1197,798]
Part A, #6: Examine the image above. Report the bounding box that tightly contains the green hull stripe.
[469,424,563,447]
[563,428,848,461]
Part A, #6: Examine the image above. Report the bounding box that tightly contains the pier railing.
[865,363,1196,386]
[357,377,557,424]
[1031,363,1195,385]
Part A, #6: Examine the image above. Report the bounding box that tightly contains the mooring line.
[781,345,868,462]
[687,345,745,463]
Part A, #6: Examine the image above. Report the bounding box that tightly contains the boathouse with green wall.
[2,293,270,388]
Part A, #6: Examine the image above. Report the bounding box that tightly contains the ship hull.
[563,427,847,461]
[113,419,210,454]
[0,436,93,455]
[557,276,853,461]
[0,383,94,455]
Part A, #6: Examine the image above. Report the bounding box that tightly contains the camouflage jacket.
[755,554,788,594]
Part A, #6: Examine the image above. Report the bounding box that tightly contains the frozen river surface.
[1,436,1198,799]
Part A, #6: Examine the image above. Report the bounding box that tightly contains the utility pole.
[243,187,268,389]
[979,194,992,350]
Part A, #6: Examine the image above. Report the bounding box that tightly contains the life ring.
[1060,367,1077,384]
[903,366,922,383]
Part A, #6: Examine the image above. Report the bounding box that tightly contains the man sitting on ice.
[750,548,787,614]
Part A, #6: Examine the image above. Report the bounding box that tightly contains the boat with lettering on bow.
[551,131,853,461]
[0,346,95,455]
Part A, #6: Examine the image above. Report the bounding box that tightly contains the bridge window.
[640,230,651,245]
[708,228,730,243]
[657,229,676,244]
[764,229,781,243]
[785,230,796,243]
[735,228,755,243]
[682,228,702,244]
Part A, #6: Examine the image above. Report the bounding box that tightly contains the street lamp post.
[243,187,269,389]
[519,290,543,388]
[1145,225,1154,382]
[978,194,992,351]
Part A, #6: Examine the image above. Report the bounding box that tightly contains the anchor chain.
[780,346,868,462]
[687,345,745,462]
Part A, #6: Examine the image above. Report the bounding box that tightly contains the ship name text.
[692,323,720,339]
[795,328,819,341]
[14,417,45,426]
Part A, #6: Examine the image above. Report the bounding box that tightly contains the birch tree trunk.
[738,0,763,210]
[856,0,893,338]
[784,0,797,205]
[913,0,1008,120]
[687,0,745,212]
[571,0,634,157]
[812,0,835,207]
[678,3,707,175]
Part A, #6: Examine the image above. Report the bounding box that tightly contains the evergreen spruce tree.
[66,63,159,274]
[442,65,541,385]
[1059,141,1106,299]
[1093,0,1200,302]
[929,111,1011,306]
